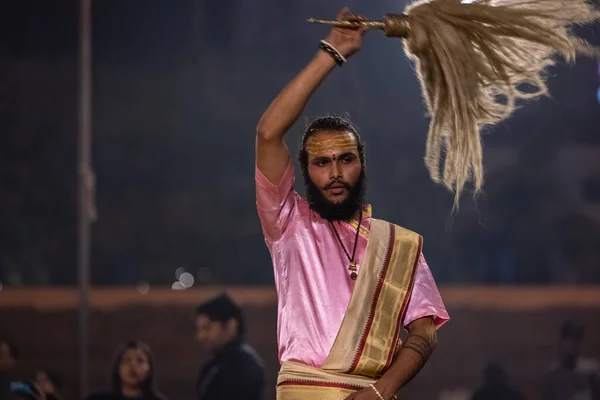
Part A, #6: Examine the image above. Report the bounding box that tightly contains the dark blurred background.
[0,0,599,287]
[0,0,599,399]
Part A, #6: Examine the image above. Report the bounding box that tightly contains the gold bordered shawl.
[277,219,422,399]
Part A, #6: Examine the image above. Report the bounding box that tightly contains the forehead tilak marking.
[305,136,357,155]
[306,144,357,155]
[306,138,356,145]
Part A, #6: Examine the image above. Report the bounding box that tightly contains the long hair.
[110,340,158,398]
[399,0,600,208]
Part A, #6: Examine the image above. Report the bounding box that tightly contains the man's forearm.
[256,50,336,141]
[375,331,437,399]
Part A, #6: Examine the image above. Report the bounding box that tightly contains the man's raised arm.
[255,8,366,185]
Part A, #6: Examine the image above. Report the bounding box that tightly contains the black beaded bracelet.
[319,40,346,66]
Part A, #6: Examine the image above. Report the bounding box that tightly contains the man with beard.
[194,294,265,400]
[255,8,449,400]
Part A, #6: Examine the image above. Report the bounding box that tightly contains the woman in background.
[85,341,165,400]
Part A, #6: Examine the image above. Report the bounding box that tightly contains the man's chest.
[285,216,370,264]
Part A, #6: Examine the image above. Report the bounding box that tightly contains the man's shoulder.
[373,219,421,241]
[272,194,318,227]
[239,343,265,368]
[293,193,311,211]
[225,342,265,372]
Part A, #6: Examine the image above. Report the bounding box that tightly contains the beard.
[304,169,367,222]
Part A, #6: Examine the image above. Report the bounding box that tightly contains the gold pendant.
[349,261,358,280]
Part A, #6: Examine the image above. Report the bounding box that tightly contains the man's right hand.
[255,7,368,186]
[322,8,368,59]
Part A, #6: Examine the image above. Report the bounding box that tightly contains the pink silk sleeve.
[403,253,450,329]
[255,160,297,243]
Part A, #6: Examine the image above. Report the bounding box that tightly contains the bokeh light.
[137,281,150,294]
[179,272,194,288]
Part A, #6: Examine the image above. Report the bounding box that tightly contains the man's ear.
[225,318,239,338]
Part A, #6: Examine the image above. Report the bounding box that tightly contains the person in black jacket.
[194,293,265,400]
[471,362,523,400]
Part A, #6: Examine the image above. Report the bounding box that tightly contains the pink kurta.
[256,161,449,368]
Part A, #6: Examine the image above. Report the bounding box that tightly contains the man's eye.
[316,160,328,166]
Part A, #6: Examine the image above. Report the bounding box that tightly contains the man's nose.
[329,162,342,179]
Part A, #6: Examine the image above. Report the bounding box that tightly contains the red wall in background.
[1,286,599,400]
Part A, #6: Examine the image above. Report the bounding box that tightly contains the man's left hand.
[344,387,383,400]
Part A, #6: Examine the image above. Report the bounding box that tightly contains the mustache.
[304,168,367,222]
[323,181,351,190]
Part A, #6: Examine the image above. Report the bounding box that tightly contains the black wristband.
[319,40,346,66]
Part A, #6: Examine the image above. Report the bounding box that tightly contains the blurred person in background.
[471,362,523,400]
[194,293,265,400]
[437,387,471,400]
[255,7,448,399]
[8,381,44,400]
[0,340,18,400]
[85,340,165,400]
[34,370,62,400]
[542,319,600,400]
